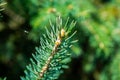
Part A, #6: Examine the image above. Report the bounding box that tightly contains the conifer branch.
[40,31,61,78]
[21,16,76,80]
[39,26,66,79]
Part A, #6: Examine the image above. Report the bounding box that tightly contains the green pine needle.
[21,16,76,80]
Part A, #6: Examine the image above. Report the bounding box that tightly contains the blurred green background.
[0,0,120,80]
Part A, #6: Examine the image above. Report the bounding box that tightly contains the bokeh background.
[0,0,120,80]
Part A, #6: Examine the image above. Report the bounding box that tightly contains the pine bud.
[61,29,65,37]
[55,39,61,46]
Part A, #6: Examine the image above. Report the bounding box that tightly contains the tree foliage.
[21,17,76,80]
[0,0,120,80]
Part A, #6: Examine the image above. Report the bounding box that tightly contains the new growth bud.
[55,39,61,46]
[61,29,65,37]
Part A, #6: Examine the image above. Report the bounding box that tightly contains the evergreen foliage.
[21,17,76,80]
[0,0,120,80]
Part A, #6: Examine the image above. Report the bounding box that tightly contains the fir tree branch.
[39,28,65,78]
[21,16,76,80]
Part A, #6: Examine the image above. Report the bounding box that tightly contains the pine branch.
[21,16,77,80]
